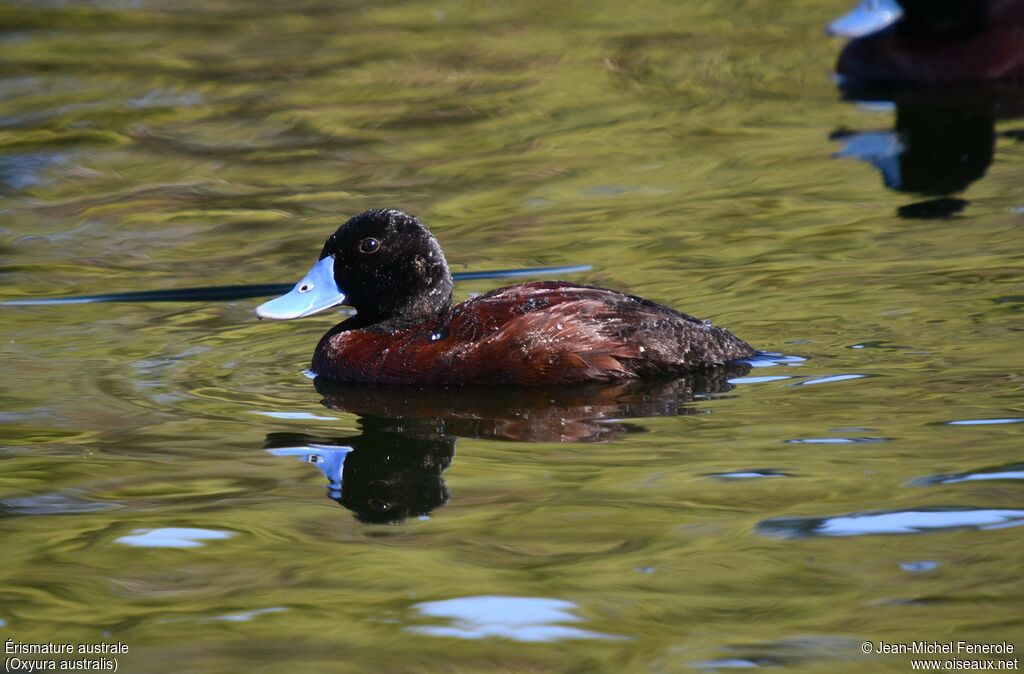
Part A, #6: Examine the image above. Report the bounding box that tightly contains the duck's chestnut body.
[313,280,753,386]
[257,209,754,386]
[829,0,1024,84]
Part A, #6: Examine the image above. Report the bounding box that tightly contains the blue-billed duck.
[256,209,755,385]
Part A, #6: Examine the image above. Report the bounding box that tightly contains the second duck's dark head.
[256,209,453,325]
[828,0,990,40]
[896,0,990,37]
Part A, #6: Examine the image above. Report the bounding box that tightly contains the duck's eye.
[359,237,380,254]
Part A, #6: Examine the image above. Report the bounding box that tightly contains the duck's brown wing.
[439,283,754,385]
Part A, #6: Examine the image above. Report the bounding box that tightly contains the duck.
[255,209,755,386]
[828,0,1024,83]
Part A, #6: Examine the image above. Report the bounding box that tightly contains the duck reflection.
[266,418,454,525]
[830,85,1024,218]
[264,365,749,524]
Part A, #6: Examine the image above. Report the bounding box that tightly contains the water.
[2,1,1022,672]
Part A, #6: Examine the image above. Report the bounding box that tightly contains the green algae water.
[1,1,1023,672]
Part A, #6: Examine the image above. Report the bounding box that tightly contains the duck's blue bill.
[255,256,346,320]
[827,0,903,38]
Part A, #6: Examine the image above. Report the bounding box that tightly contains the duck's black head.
[322,209,453,325]
[256,209,453,327]
[898,0,990,37]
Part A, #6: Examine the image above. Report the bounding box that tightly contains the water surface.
[1,1,1022,672]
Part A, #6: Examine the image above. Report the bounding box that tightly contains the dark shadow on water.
[896,197,967,220]
[0,265,593,306]
[264,364,750,524]
[830,84,1024,219]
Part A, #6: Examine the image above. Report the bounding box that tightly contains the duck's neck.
[900,0,989,38]
[349,273,454,333]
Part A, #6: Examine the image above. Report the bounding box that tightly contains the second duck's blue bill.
[828,0,904,38]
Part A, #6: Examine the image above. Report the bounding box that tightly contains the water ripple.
[900,561,940,573]
[911,463,1024,486]
[757,508,1024,538]
[744,353,807,368]
[115,527,234,548]
[945,418,1024,426]
[705,470,790,480]
[728,375,793,385]
[697,658,764,669]
[785,437,889,445]
[253,411,338,421]
[1,492,120,515]
[207,607,288,623]
[792,374,868,386]
[406,596,619,642]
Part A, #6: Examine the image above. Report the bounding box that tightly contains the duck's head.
[828,0,989,39]
[256,209,453,325]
